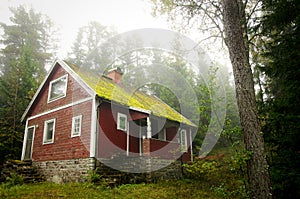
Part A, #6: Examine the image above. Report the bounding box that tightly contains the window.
[158,129,166,141]
[117,113,127,131]
[43,119,55,144]
[71,115,82,137]
[180,129,187,152]
[48,75,68,102]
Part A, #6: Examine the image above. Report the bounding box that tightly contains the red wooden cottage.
[21,59,195,182]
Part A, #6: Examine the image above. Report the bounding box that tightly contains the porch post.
[139,120,142,156]
[190,128,193,162]
[147,117,151,138]
[90,97,99,158]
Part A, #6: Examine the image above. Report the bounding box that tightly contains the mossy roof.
[65,61,195,127]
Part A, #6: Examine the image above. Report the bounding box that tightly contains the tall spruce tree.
[260,0,300,198]
[0,6,56,163]
[68,21,117,72]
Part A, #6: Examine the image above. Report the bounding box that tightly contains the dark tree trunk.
[222,0,272,198]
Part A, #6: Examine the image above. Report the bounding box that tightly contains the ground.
[0,179,229,199]
[1,147,248,198]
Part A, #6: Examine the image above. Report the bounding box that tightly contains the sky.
[0,0,170,57]
[0,0,230,70]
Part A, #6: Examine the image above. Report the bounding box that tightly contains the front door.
[24,126,35,160]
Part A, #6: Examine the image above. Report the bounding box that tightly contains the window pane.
[119,117,126,130]
[49,76,67,101]
[24,127,34,160]
[24,141,32,159]
[117,113,127,131]
[74,121,79,134]
[180,129,187,152]
[43,119,55,144]
[46,122,54,141]
[27,127,34,140]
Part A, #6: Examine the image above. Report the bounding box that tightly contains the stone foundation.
[33,158,95,183]
[33,157,183,183]
[149,159,183,180]
[95,156,183,183]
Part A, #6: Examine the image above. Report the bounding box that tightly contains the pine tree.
[260,0,300,198]
[68,21,117,72]
[0,6,57,163]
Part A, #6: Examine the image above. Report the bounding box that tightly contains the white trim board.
[21,120,29,160]
[89,98,99,158]
[126,121,130,156]
[27,97,93,121]
[129,106,151,114]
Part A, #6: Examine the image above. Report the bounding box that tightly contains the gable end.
[21,59,96,121]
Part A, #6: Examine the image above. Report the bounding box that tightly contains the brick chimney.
[107,67,123,84]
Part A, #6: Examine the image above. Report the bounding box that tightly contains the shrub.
[183,153,249,198]
[5,172,24,187]
[184,159,219,180]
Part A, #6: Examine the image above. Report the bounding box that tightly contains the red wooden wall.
[26,64,92,161]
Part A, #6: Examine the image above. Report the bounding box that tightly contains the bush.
[184,159,219,180]
[5,172,24,187]
[183,152,249,198]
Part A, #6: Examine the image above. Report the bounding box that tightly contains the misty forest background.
[0,1,299,198]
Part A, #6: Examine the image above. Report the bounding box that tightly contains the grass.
[1,147,248,198]
[0,179,223,199]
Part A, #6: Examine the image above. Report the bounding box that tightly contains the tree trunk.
[221,0,272,198]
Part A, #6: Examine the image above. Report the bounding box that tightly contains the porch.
[97,103,192,162]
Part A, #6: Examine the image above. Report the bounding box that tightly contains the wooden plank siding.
[26,64,93,161]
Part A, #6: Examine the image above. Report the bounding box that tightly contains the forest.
[0,0,299,198]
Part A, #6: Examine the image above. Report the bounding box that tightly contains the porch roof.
[65,61,195,127]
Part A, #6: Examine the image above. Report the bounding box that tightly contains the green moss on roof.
[65,61,195,126]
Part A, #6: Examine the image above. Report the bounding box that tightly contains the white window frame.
[43,118,56,144]
[180,129,188,152]
[48,74,68,103]
[71,115,82,137]
[117,113,127,131]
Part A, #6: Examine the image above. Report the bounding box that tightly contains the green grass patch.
[0,180,223,199]
[1,147,249,198]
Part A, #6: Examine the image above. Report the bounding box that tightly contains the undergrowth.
[184,148,250,198]
[0,179,223,199]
